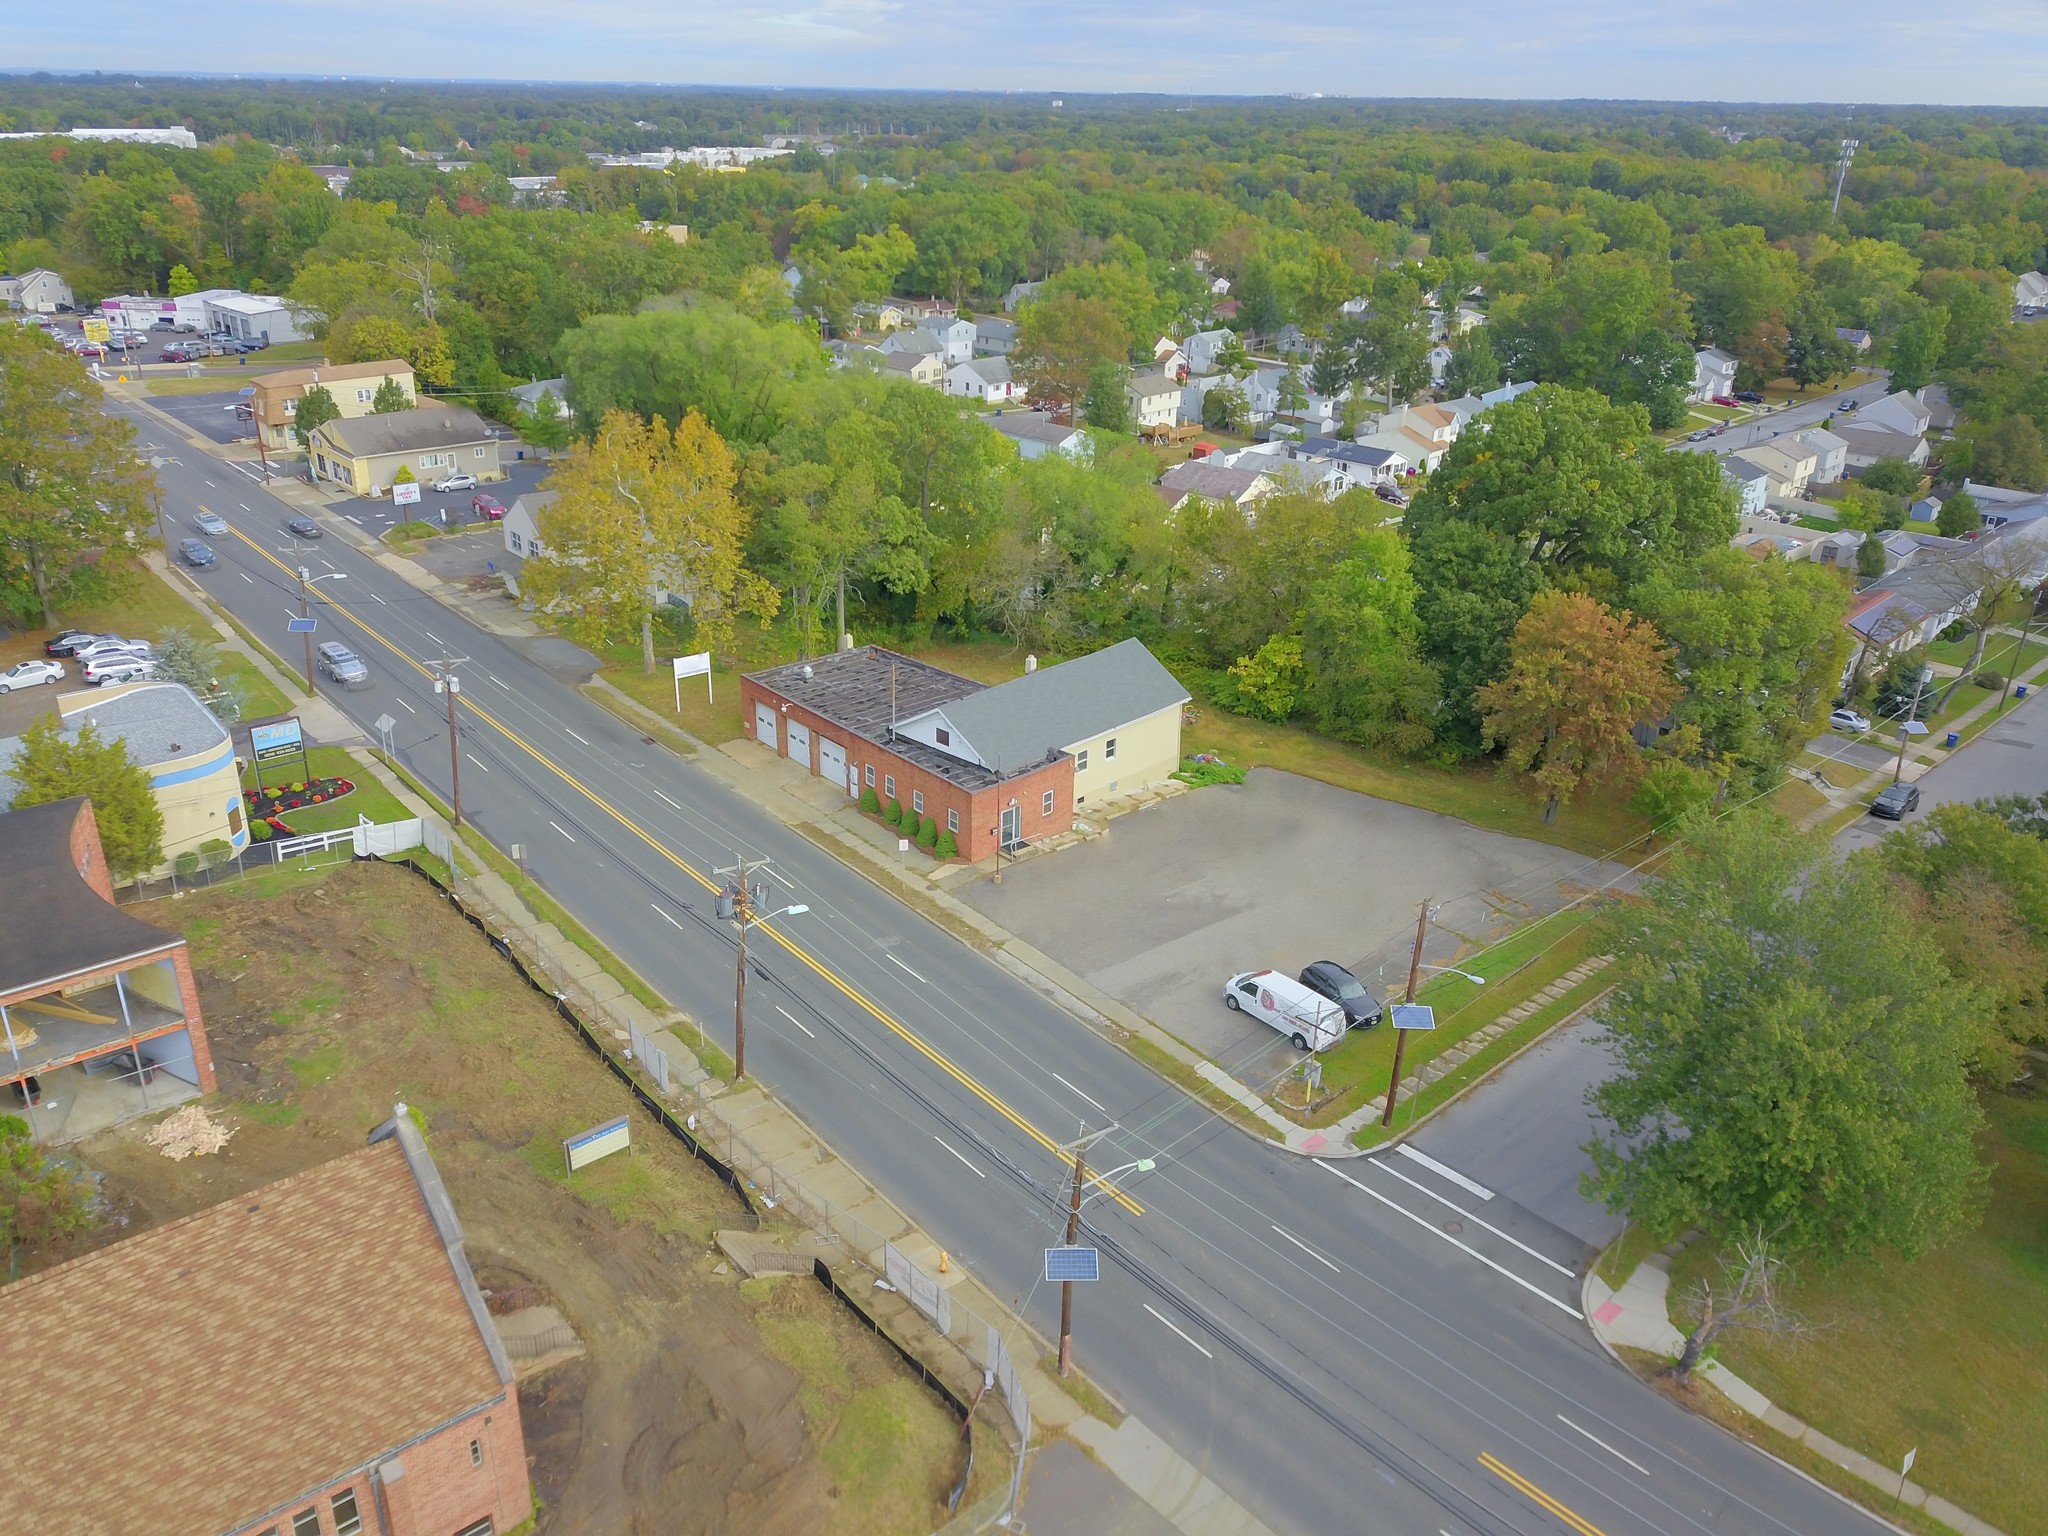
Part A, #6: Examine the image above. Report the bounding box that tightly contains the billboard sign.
[81,317,110,342]
[249,718,304,763]
[564,1115,630,1173]
[391,480,421,506]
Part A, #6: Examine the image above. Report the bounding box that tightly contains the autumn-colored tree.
[523,409,778,673]
[1477,591,1680,817]
[1014,295,1129,415]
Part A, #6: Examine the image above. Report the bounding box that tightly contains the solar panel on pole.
[1044,1246,1100,1284]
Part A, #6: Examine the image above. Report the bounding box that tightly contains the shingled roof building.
[308,404,504,496]
[741,639,1188,859]
[0,797,215,1142]
[0,1111,531,1536]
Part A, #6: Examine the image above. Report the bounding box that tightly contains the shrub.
[199,837,233,868]
[934,829,959,859]
[917,816,939,849]
[859,785,880,814]
[173,850,201,879]
[1976,670,2006,689]
[884,799,903,826]
[249,819,272,842]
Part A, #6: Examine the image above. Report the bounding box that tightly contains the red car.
[471,493,506,521]
[1710,394,1740,408]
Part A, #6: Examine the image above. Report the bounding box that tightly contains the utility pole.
[297,564,315,692]
[1997,592,2043,715]
[1059,1139,1087,1377]
[714,856,807,1082]
[427,655,469,825]
[1380,898,1431,1128]
[1893,665,1932,786]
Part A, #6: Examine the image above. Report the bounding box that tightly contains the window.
[935,727,950,746]
[452,1521,495,1536]
[228,804,244,835]
[864,763,875,786]
[912,790,925,815]
[884,774,895,799]
[470,1438,484,1468]
[1042,790,1055,817]
[509,530,523,553]
[330,1491,363,1536]
[291,1510,320,1536]
[474,445,488,458]
[354,388,372,403]
[1075,749,1089,772]
[947,809,959,834]
[283,397,298,415]
[1104,737,1117,760]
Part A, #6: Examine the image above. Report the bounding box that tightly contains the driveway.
[329,458,552,538]
[143,389,252,446]
[957,768,1631,1076]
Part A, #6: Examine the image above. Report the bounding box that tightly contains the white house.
[945,356,1017,404]
[1792,426,1848,486]
[881,328,945,359]
[0,268,73,314]
[975,316,1018,355]
[1835,421,1929,471]
[1181,328,1237,376]
[1291,437,1409,491]
[1857,390,1934,439]
[509,377,572,422]
[202,292,309,345]
[1208,276,1231,297]
[2014,271,2048,309]
[1733,439,1820,499]
[502,491,556,561]
[988,412,1090,461]
[1689,347,1739,404]
[1156,460,1275,513]
[1360,402,1461,472]
[1126,369,1183,430]
[1427,344,1454,387]
[916,313,976,365]
[1722,459,1772,517]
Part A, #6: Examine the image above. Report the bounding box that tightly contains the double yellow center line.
[220,519,1144,1215]
[1479,1452,1609,1536]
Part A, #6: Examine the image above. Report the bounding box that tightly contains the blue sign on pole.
[1044,1246,1100,1283]
[249,718,304,763]
[286,615,318,634]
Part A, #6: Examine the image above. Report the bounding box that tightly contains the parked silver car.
[83,654,156,686]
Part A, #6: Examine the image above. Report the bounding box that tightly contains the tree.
[1201,381,1249,434]
[522,408,777,673]
[1629,757,1716,841]
[292,384,339,450]
[167,262,199,297]
[1225,634,1304,722]
[1783,292,1855,389]
[1295,526,1439,755]
[1351,270,1432,405]
[1970,414,2048,491]
[1677,226,1802,350]
[1885,303,1948,394]
[1442,326,1501,397]
[1083,361,1133,434]
[0,1113,92,1273]
[1477,591,1680,817]
[150,626,243,724]
[9,718,164,879]
[519,388,571,453]
[1214,333,1251,377]
[369,375,409,414]
[1936,488,1980,538]
[1585,812,1986,1261]
[1860,457,1923,496]
[1496,251,1696,427]
[0,326,154,627]
[1275,361,1309,424]
[1667,1228,1807,1384]
[1014,295,1129,415]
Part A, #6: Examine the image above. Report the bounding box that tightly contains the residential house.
[1689,346,1740,404]
[0,796,216,1142]
[1181,328,1237,376]
[1152,337,1190,378]
[308,404,504,495]
[739,640,1188,856]
[1858,390,1934,440]
[1427,344,1454,387]
[1792,426,1849,486]
[1918,384,1958,434]
[502,490,556,561]
[1177,371,1230,428]
[898,295,958,321]
[827,340,889,372]
[250,359,417,452]
[1732,439,1819,500]
[1156,460,1275,514]
[202,291,309,345]
[1358,402,1461,473]
[1213,297,1242,322]
[1441,379,1539,431]
[1209,275,1232,296]
[916,313,976,365]
[1834,421,1929,471]
[1733,513,1830,560]
[1126,369,1183,431]
[883,351,946,389]
[1275,324,1314,356]
[987,411,1090,461]
[781,262,803,295]
[852,300,910,332]
[1291,436,1409,492]
[975,316,1018,355]
[2015,271,2048,309]
[1002,280,1045,313]
[945,356,1017,404]
[0,268,72,313]
[881,328,945,359]
[0,1110,531,1536]
[1835,326,1873,353]
[1722,458,1772,516]
[509,376,572,421]
[1428,306,1485,342]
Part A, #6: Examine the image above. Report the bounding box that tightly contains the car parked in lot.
[0,659,64,693]
[176,537,216,568]
[432,471,478,493]
[1870,782,1921,820]
[1710,393,1739,408]
[315,640,370,686]
[1735,390,1765,404]
[1298,961,1384,1029]
[73,636,154,666]
[159,344,200,363]
[471,493,505,520]
[43,629,102,657]
[1372,484,1409,508]
[1222,970,1347,1052]
[1829,707,1873,734]
[194,511,228,536]
[83,653,156,686]
[285,516,322,539]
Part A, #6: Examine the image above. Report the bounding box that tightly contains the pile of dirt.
[63,861,957,1536]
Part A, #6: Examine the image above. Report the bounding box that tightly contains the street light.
[295,566,347,691]
[714,856,808,1081]
[1415,964,1486,986]
[1055,1127,1156,1378]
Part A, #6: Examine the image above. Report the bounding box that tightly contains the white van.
[1222,971,1347,1052]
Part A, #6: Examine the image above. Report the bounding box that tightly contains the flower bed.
[246,775,355,819]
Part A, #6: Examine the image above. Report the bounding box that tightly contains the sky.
[12,1,2048,105]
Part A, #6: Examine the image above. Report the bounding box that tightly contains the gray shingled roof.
[1158,461,1271,502]
[0,799,186,998]
[317,405,494,457]
[910,639,1187,771]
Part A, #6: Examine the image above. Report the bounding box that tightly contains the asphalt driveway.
[144,389,252,445]
[330,458,552,538]
[958,767,1632,1075]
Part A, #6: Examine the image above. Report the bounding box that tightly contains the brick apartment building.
[0,1110,531,1536]
[741,639,1188,860]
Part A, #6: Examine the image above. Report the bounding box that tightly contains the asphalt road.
[1834,682,2048,856]
[1668,378,1886,458]
[116,393,1889,1536]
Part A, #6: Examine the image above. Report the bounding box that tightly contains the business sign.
[672,651,711,679]
[564,1114,630,1173]
[391,480,421,506]
[249,718,305,763]
[81,317,110,342]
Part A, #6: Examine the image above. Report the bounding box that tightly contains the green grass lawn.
[1768,777,1827,822]
[1666,1091,2048,1534]
[1924,632,2048,677]
[248,746,411,835]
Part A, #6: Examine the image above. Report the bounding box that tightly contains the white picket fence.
[272,817,452,864]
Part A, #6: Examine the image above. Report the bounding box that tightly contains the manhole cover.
[1443,1220,1464,1235]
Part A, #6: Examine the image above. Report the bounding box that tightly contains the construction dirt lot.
[52,859,981,1536]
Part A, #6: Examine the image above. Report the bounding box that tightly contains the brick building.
[0,797,216,1142]
[741,640,1188,860]
[0,1110,530,1536]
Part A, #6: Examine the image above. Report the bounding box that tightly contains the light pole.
[426,654,470,825]
[1055,1127,1155,1378]
[1892,664,1934,785]
[295,566,348,691]
[715,856,808,1081]
[1997,590,2043,715]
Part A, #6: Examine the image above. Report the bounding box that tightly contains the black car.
[1373,483,1410,507]
[285,517,323,539]
[1298,961,1384,1029]
[43,629,101,657]
[1870,783,1921,820]
[1734,389,1765,404]
[176,537,216,568]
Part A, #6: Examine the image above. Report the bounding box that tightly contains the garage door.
[785,717,812,771]
[753,702,778,752]
[818,736,850,795]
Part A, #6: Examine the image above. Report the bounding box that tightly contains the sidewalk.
[1585,1250,2007,1536]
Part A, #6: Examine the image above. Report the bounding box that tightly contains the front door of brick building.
[1000,803,1021,849]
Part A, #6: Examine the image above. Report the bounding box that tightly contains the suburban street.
[1835,683,2048,856]
[1667,377,1886,456]
[116,392,1891,1536]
